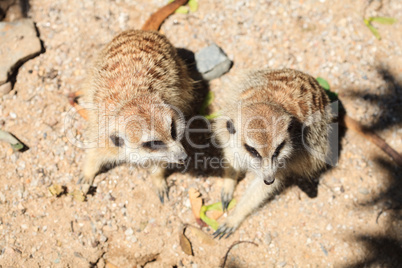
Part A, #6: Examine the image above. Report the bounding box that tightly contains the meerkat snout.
[164,142,188,163]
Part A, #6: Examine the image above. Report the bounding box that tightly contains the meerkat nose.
[176,151,188,163]
[263,177,275,185]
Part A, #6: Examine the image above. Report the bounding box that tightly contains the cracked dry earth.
[1,0,402,267]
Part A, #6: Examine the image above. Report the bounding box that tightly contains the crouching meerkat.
[78,0,193,203]
[213,68,333,238]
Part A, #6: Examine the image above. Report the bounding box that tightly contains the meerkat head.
[106,98,187,165]
[221,102,296,185]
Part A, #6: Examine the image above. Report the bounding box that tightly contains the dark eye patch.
[142,140,166,150]
[171,120,177,140]
[272,141,286,160]
[226,120,236,134]
[110,134,124,147]
[244,143,262,159]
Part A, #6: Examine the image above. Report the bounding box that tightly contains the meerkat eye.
[110,134,124,147]
[272,141,286,160]
[171,120,177,140]
[142,140,166,150]
[244,144,262,159]
[226,120,236,134]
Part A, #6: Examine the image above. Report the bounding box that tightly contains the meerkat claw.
[225,230,234,239]
[221,193,231,212]
[157,188,169,204]
[213,224,235,239]
[158,193,164,204]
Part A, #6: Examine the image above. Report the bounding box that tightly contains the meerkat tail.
[141,0,189,31]
[342,114,402,166]
[68,91,89,120]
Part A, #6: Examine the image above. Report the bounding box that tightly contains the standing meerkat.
[213,68,334,238]
[77,0,193,203]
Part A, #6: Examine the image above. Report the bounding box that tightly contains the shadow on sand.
[341,66,402,267]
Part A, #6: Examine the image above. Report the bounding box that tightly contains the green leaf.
[199,92,220,120]
[204,112,219,120]
[204,200,236,211]
[168,0,190,14]
[175,6,189,14]
[200,206,219,230]
[0,129,25,151]
[367,23,381,40]
[11,143,24,151]
[370,17,397,25]
[188,0,199,12]
[316,77,339,102]
[199,91,214,115]
[199,200,237,230]
[324,89,339,102]
[316,77,330,90]
[204,201,222,211]
[227,199,236,210]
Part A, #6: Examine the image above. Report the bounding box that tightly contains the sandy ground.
[1,0,402,267]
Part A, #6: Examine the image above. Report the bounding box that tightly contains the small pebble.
[125,228,133,236]
[320,243,328,256]
[264,232,272,245]
[99,235,108,243]
[358,188,369,195]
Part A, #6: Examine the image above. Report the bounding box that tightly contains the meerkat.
[76,0,193,203]
[212,68,334,238]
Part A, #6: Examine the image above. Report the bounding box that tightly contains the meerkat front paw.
[77,176,94,195]
[213,216,241,239]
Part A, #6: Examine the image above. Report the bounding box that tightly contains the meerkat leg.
[149,166,168,204]
[214,176,281,239]
[221,166,239,211]
[79,147,119,193]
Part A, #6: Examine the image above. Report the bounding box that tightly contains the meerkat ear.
[110,134,125,147]
[226,119,236,134]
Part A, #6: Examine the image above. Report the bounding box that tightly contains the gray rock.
[0,19,42,85]
[195,44,232,81]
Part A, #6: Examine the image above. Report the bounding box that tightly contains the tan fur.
[213,68,333,237]
[79,3,194,203]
